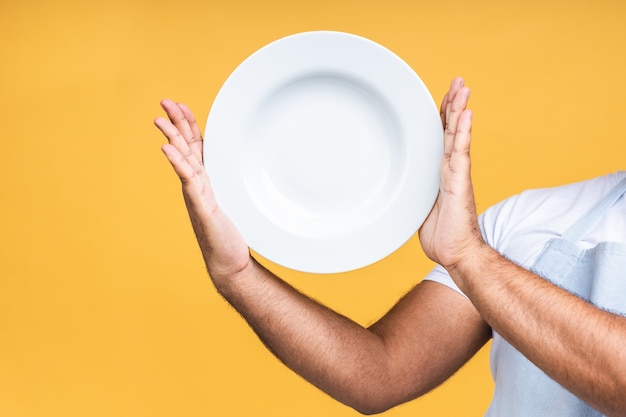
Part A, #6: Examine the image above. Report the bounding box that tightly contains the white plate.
[204,31,442,273]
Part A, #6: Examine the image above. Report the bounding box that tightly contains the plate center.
[243,74,404,237]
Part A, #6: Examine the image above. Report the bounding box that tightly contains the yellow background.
[1,0,625,416]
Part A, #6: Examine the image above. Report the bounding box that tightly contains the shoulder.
[479,171,626,265]
[423,172,625,294]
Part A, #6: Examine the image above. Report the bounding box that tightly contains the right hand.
[419,78,484,273]
[154,99,251,279]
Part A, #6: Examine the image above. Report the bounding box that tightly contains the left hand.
[419,78,484,271]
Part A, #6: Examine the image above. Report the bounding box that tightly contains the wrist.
[445,241,499,295]
[209,255,256,296]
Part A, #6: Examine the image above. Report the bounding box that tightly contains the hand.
[419,78,484,271]
[154,99,251,279]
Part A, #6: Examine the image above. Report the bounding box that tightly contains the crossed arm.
[153,79,489,414]
[155,78,626,416]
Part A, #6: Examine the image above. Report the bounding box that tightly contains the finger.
[161,143,196,182]
[439,92,450,126]
[177,102,204,163]
[443,78,464,126]
[154,116,191,155]
[160,98,195,146]
[443,86,471,158]
[154,116,204,174]
[449,109,473,175]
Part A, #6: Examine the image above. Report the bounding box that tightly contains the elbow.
[350,401,393,416]
[341,387,410,415]
[322,349,427,414]
[355,408,383,416]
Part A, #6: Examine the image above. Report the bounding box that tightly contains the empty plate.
[204,31,443,273]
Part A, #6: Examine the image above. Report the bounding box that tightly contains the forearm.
[209,257,396,413]
[451,244,626,417]
[208,256,489,414]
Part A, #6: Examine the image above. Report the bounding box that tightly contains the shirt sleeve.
[422,263,466,296]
